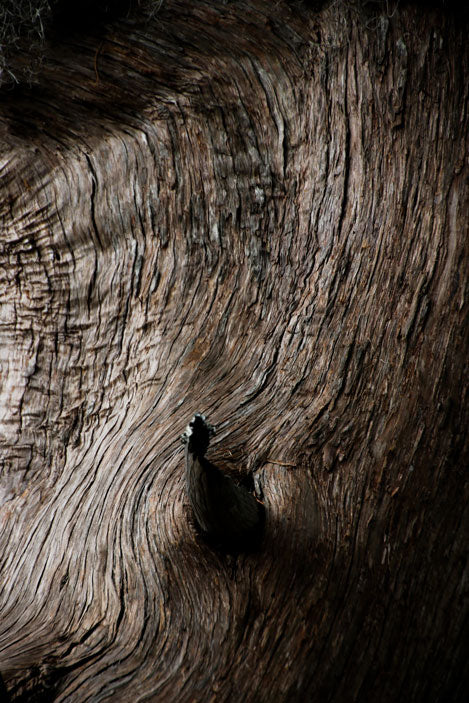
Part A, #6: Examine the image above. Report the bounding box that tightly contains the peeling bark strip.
[0,1,468,702]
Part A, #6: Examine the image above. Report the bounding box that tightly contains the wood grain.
[0,1,467,701]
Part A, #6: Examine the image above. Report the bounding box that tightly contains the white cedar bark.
[0,1,467,701]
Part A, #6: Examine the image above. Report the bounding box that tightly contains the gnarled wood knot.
[181,413,264,551]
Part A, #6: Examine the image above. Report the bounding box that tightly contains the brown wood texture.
[0,1,468,701]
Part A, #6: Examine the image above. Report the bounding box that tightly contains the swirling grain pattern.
[0,1,467,701]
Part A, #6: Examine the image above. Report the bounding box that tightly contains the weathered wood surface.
[0,1,467,700]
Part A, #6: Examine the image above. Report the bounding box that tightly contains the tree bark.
[0,1,467,701]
